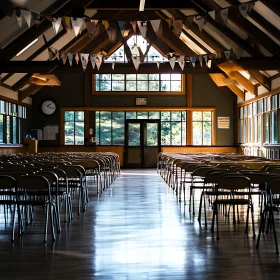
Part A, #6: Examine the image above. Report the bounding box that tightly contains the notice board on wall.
[217,117,230,129]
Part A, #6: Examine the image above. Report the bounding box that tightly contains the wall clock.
[41,100,57,115]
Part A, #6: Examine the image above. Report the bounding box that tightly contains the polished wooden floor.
[0,169,280,279]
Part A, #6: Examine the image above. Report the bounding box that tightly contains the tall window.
[239,93,280,144]
[64,111,85,145]
[192,111,212,145]
[95,73,182,92]
[0,100,26,144]
[95,111,186,146]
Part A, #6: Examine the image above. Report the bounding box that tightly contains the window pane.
[126,112,136,119]
[171,122,181,145]
[99,74,111,80]
[247,104,252,117]
[137,112,148,119]
[264,113,269,143]
[192,112,202,121]
[112,112,125,145]
[192,122,202,145]
[100,112,112,145]
[161,80,170,91]
[112,74,124,80]
[171,111,181,121]
[272,95,278,110]
[65,111,74,121]
[171,81,181,91]
[257,100,263,114]
[146,123,158,146]
[6,116,10,143]
[149,81,159,91]
[243,105,247,117]
[99,81,111,91]
[182,112,186,121]
[126,74,136,80]
[253,102,257,115]
[149,74,159,80]
[13,117,17,144]
[271,111,278,143]
[161,122,170,145]
[137,74,148,80]
[64,122,74,145]
[75,122,84,145]
[0,115,3,143]
[257,115,262,142]
[239,107,243,119]
[128,123,140,146]
[137,81,148,91]
[126,81,136,91]
[203,121,211,145]
[203,112,211,121]
[149,112,160,119]
[171,74,181,80]
[75,111,84,121]
[182,121,186,145]
[248,117,252,143]
[161,74,170,80]
[18,118,22,144]
[112,81,125,91]
[161,112,170,121]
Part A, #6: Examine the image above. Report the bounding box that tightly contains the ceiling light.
[16,38,39,57]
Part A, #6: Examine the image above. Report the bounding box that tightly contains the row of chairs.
[158,153,280,255]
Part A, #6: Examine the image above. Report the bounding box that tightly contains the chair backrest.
[192,166,217,177]
[204,171,228,184]
[218,175,250,190]
[17,175,50,191]
[261,164,280,172]
[266,177,280,195]
[0,175,17,189]
[240,172,270,185]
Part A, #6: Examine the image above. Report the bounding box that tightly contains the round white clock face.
[41,100,56,115]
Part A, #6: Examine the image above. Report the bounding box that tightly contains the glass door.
[124,120,160,168]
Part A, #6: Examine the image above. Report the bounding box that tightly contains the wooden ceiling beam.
[86,0,199,10]
[248,70,271,91]
[18,84,43,102]
[227,84,245,100]
[229,71,256,95]
[2,0,94,61]
[259,0,280,18]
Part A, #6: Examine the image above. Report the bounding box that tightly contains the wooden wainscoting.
[0,145,28,155]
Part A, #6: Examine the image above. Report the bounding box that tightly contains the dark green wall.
[192,74,236,146]
[31,74,85,145]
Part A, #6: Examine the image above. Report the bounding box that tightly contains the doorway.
[124,120,161,168]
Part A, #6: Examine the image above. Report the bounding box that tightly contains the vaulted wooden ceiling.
[0,0,280,102]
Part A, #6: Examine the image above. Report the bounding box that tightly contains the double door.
[124,120,161,168]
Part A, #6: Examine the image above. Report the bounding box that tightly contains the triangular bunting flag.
[224,50,231,60]
[86,20,99,36]
[15,9,22,28]
[173,19,183,36]
[150,20,162,38]
[139,0,146,12]
[137,21,148,38]
[234,47,242,59]
[130,21,137,33]
[199,55,203,67]
[239,3,249,18]
[157,62,160,69]
[203,54,208,64]
[177,56,185,71]
[90,54,96,69]
[112,62,115,70]
[22,10,32,28]
[52,17,62,34]
[95,54,103,70]
[196,15,206,32]
[107,26,117,42]
[55,50,60,60]
[132,55,140,71]
[48,48,55,60]
[61,51,67,64]
[80,53,89,71]
[165,18,172,28]
[67,52,74,66]
[207,60,212,68]
[220,8,229,25]
[63,17,71,33]
[190,56,197,67]
[169,56,176,69]
[102,20,109,30]
[208,10,216,20]
[75,53,80,65]
[71,17,84,36]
